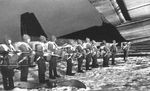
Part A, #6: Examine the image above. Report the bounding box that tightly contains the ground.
[1,56,150,91]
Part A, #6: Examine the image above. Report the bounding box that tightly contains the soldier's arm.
[13,43,22,55]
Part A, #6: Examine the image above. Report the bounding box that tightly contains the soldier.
[91,40,99,68]
[65,40,76,76]
[35,44,46,83]
[76,39,84,73]
[0,38,15,90]
[48,35,61,79]
[110,40,118,65]
[5,38,19,69]
[5,38,16,52]
[16,34,32,81]
[121,42,131,62]
[100,40,111,67]
[83,38,92,70]
[32,36,47,83]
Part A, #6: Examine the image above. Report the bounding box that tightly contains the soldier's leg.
[123,50,126,61]
[85,57,89,70]
[49,61,53,78]
[66,59,70,74]
[53,65,60,78]
[8,69,14,89]
[111,54,115,65]
[49,56,55,79]
[49,66,53,78]
[77,58,80,71]
[106,56,109,67]
[69,59,73,74]
[66,58,74,75]
[42,58,46,81]
[53,56,60,78]
[126,51,129,61]
[95,54,99,67]
[8,76,14,89]
[2,76,8,90]
[1,68,8,90]
[92,55,98,68]
[38,71,45,83]
[103,56,109,67]
[38,57,46,83]
[77,57,83,72]
[86,54,91,70]
[20,66,29,81]
[91,56,95,67]
[103,57,106,67]
[53,56,57,77]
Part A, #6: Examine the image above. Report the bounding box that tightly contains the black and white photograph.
[0,0,150,91]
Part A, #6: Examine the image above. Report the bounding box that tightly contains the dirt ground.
[1,56,150,91]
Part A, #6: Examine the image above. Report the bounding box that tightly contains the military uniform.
[101,45,110,67]
[48,41,60,79]
[92,54,98,68]
[15,42,32,81]
[34,42,46,83]
[110,43,118,65]
[91,45,99,68]
[121,42,130,62]
[0,44,15,90]
[65,45,75,76]
[76,44,84,72]
[83,42,92,70]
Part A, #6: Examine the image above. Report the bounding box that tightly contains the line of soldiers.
[0,34,131,90]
